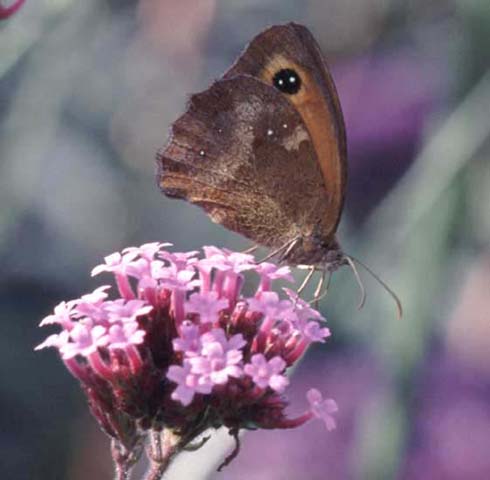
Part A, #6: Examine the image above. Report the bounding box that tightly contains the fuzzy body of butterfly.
[157,23,401,315]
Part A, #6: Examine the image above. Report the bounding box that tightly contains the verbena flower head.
[37,243,337,472]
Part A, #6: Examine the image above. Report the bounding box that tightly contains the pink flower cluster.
[37,243,337,466]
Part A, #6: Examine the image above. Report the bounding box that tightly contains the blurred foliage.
[0,1,489,479]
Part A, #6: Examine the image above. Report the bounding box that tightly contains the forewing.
[224,22,347,239]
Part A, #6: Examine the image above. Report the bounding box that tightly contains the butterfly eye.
[272,68,302,95]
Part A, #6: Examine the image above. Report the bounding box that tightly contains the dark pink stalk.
[256,278,271,294]
[88,351,113,380]
[223,273,243,308]
[198,268,211,293]
[286,337,309,363]
[63,357,89,381]
[142,286,157,306]
[275,412,313,429]
[171,289,185,324]
[213,270,225,296]
[115,273,135,300]
[125,345,143,373]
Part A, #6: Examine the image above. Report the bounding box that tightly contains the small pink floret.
[104,299,153,323]
[35,331,70,351]
[185,292,229,324]
[106,322,146,349]
[173,321,201,355]
[39,301,75,327]
[124,242,171,261]
[158,268,201,292]
[167,361,213,406]
[247,291,292,319]
[302,321,331,342]
[244,354,289,393]
[60,324,108,360]
[307,388,338,431]
[256,262,293,282]
[200,246,255,274]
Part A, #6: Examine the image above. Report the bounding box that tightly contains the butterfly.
[157,22,401,314]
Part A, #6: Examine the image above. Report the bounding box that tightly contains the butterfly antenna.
[344,256,366,310]
[346,255,403,319]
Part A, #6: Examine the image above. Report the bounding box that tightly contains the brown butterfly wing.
[157,75,328,248]
[224,22,347,240]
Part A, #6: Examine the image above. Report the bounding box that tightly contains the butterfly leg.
[279,237,301,263]
[259,237,300,263]
[241,244,259,254]
[297,265,316,297]
[310,269,332,308]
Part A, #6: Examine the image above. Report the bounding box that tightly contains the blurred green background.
[1,1,490,479]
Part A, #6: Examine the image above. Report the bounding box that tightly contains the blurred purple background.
[1,1,489,478]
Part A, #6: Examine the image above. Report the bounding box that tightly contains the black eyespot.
[272,68,302,95]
